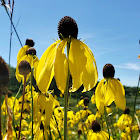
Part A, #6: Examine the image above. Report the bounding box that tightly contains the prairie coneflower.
[36,16,98,94]
[95,64,126,114]
[17,39,35,62]
[36,16,98,140]
[117,107,132,130]
[87,120,113,140]
[16,40,39,83]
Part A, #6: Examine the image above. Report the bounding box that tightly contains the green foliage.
[8,65,21,93]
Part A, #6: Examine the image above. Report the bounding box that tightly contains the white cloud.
[115,63,140,71]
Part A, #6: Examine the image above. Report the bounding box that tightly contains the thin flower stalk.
[131,74,140,139]
[53,113,62,140]
[30,68,33,140]
[1,0,23,47]
[18,75,26,140]
[8,0,14,66]
[64,39,71,140]
[104,108,111,140]
[12,84,22,137]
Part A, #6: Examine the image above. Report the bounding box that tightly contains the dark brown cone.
[25,39,35,47]
[18,60,31,76]
[123,107,130,114]
[103,63,115,78]
[0,56,9,88]
[84,97,89,106]
[58,16,78,39]
[26,47,36,55]
[77,129,82,135]
[91,120,101,132]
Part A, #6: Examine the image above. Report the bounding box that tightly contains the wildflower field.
[0,1,140,140]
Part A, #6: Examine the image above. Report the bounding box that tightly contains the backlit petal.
[36,42,58,93]
[69,38,87,92]
[54,40,68,93]
[95,79,105,114]
[17,45,30,62]
[104,79,115,106]
[113,79,126,110]
[82,42,98,92]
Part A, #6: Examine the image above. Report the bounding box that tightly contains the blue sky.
[0,0,140,87]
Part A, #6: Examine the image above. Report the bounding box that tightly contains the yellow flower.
[85,114,96,128]
[36,16,98,94]
[95,64,126,114]
[17,39,35,61]
[76,99,84,107]
[106,106,112,115]
[91,93,96,104]
[117,114,132,130]
[121,132,131,140]
[16,39,39,83]
[87,121,113,140]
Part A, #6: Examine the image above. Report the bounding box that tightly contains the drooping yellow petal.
[17,45,30,62]
[54,40,68,93]
[95,78,115,114]
[81,42,98,92]
[104,79,115,106]
[113,79,126,110]
[36,42,58,93]
[69,38,87,92]
[95,79,105,114]
[33,56,39,79]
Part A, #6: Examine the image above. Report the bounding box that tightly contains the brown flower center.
[58,16,78,39]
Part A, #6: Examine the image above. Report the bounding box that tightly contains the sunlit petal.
[36,42,58,93]
[82,42,98,92]
[113,79,126,110]
[69,38,87,92]
[17,45,30,62]
[54,40,68,93]
[104,79,115,106]
[95,79,105,114]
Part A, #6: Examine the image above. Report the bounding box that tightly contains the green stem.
[13,84,22,136]
[18,75,26,140]
[131,74,140,139]
[2,3,23,47]
[53,113,62,140]
[30,68,33,140]
[104,108,110,140]
[64,38,71,140]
